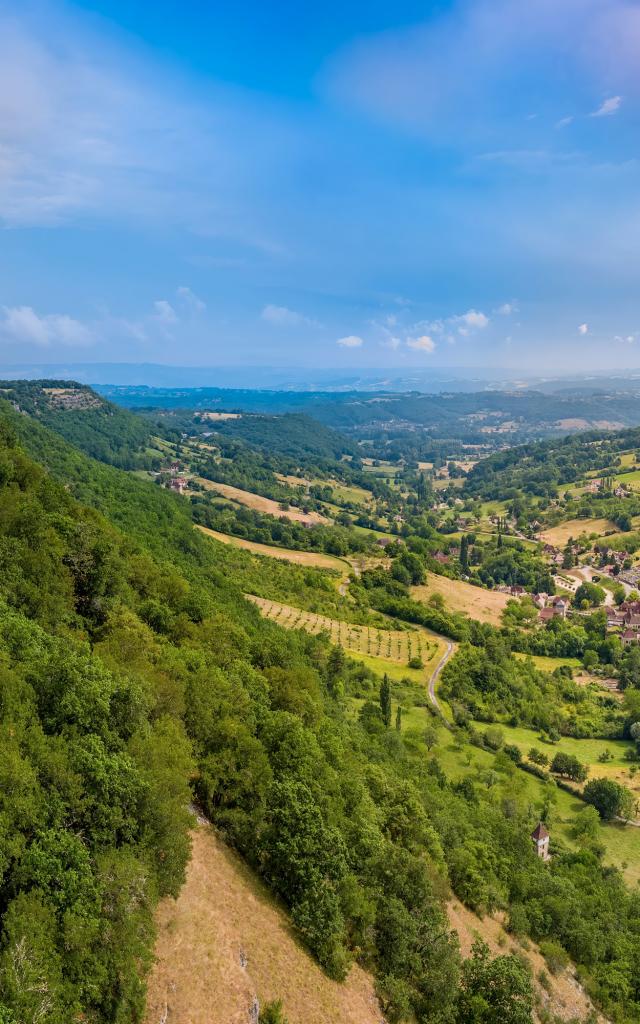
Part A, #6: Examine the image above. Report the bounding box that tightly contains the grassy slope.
[195,524,350,573]
[145,825,382,1024]
[412,575,510,626]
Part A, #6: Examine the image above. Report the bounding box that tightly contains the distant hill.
[0,379,155,469]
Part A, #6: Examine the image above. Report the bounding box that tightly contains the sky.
[1,0,640,374]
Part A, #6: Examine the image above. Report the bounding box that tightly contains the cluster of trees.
[192,499,377,557]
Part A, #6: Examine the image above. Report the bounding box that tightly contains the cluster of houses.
[605,600,640,645]
[165,460,188,494]
[585,477,629,497]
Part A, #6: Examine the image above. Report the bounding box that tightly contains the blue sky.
[1,0,639,372]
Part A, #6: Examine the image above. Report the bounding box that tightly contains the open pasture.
[540,518,619,546]
[412,575,511,626]
[194,476,329,524]
[196,525,348,572]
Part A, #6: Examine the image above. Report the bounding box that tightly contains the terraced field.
[247,595,436,666]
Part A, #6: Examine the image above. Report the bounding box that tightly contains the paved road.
[428,640,456,726]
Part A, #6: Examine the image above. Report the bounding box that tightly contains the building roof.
[531,822,549,841]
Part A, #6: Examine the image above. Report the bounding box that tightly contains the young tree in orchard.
[380,674,392,728]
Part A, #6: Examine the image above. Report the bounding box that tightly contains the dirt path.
[428,640,455,724]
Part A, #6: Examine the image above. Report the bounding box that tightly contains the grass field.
[412,575,511,626]
[196,525,348,573]
[614,468,640,491]
[540,518,619,546]
[514,652,582,672]
[194,477,329,525]
[145,825,382,1024]
[247,594,443,668]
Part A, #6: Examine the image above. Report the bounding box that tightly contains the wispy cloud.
[0,305,93,346]
[590,96,622,118]
[177,286,206,312]
[261,304,318,327]
[336,335,364,347]
[578,322,589,335]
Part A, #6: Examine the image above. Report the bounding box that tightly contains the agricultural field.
[614,468,640,491]
[247,594,441,669]
[412,575,511,626]
[539,518,619,546]
[193,476,329,524]
[195,524,349,573]
[145,825,382,1024]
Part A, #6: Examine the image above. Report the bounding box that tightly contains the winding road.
[428,639,456,726]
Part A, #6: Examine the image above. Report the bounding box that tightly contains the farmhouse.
[531,822,550,861]
[621,629,640,646]
[169,477,188,494]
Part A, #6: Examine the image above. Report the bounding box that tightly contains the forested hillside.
[2,400,640,1024]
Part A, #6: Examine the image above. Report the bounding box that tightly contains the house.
[169,461,181,473]
[169,477,188,494]
[539,608,556,622]
[433,552,450,565]
[376,536,394,548]
[532,593,548,609]
[509,585,526,597]
[621,629,640,646]
[585,478,602,494]
[613,486,628,498]
[550,596,570,618]
[531,822,550,861]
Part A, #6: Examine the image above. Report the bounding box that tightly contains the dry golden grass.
[447,899,603,1023]
[412,576,510,626]
[193,477,329,525]
[145,825,382,1024]
[247,594,436,665]
[196,524,348,572]
[200,411,242,420]
[539,518,619,546]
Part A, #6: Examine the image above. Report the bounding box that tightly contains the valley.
[2,379,640,1024]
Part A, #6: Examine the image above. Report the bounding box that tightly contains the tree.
[460,534,469,572]
[528,748,549,767]
[380,674,392,729]
[424,723,438,751]
[572,805,601,843]
[395,706,402,732]
[551,752,588,782]
[583,778,633,820]
[574,582,605,607]
[457,939,533,1024]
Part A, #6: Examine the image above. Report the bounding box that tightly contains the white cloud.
[381,335,401,350]
[337,335,364,347]
[614,333,636,344]
[153,300,178,326]
[457,309,489,330]
[496,302,517,316]
[0,305,92,346]
[261,304,316,327]
[406,334,435,352]
[578,323,589,334]
[177,286,205,312]
[590,96,622,118]
[556,116,574,129]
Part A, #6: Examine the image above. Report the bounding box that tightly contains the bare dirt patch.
[193,477,329,525]
[144,825,383,1024]
[412,576,510,626]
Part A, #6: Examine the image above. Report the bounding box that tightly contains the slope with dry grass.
[144,825,383,1024]
[412,575,510,626]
